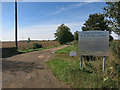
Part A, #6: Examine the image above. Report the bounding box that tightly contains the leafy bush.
[32,43,43,49]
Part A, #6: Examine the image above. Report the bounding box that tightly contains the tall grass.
[47,40,119,88]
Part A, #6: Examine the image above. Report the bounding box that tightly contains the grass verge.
[54,42,78,54]
[47,41,119,88]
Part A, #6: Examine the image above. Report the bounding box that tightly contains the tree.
[74,31,78,40]
[104,2,120,35]
[54,24,74,44]
[82,13,111,32]
[82,13,113,41]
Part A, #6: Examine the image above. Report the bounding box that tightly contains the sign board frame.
[69,51,77,56]
[78,31,109,56]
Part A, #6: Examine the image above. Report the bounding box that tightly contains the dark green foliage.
[104,2,120,35]
[74,31,78,41]
[54,24,74,44]
[82,13,111,32]
[82,13,113,41]
[83,56,97,61]
[32,43,42,49]
[109,35,113,41]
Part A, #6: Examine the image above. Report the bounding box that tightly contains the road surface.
[2,45,69,88]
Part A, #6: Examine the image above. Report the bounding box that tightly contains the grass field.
[47,40,119,88]
[1,41,60,58]
[18,44,62,53]
[1,41,59,50]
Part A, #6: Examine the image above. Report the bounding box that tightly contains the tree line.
[54,2,120,44]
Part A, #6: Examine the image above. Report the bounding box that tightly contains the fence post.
[80,55,83,69]
[103,56,106,72]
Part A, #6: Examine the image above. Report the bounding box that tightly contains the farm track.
[2,45,69,88]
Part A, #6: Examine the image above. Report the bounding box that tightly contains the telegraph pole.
[15,0,18,50]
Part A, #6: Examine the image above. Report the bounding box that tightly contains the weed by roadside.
[47,40,119,88]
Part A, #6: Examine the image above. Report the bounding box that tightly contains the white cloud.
[18,24,59,40]
[2,30,15,41]
[19,23,83,40]
[3,22,83,41]
[50,2,89,15]
[65,23,83,32]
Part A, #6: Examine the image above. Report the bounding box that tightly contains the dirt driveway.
[2,45,69,88]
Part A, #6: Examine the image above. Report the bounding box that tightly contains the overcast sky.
[2,1,118,41]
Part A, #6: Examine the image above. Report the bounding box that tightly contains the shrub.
[32,43,43,49]
[110,41,119,55]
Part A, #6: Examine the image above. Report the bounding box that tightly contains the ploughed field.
[1,41,59,50]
